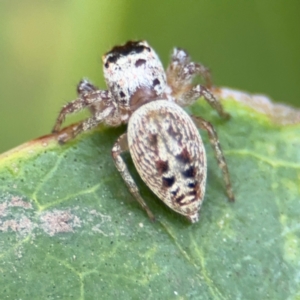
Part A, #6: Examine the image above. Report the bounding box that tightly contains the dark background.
[1,0,299,153]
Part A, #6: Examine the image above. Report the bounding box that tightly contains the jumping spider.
[52,40,234,223]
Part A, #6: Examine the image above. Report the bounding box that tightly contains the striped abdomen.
[127,100,207,222]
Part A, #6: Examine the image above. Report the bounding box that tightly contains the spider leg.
[112,133,155,221]
[186,84,230,119]
[192,115,235,202]
[52,89,111,133]
[56,106,114,144]
[166,48,212,92]
[77,79,110,116]
[166,48,229,119]
[77,79,99,96]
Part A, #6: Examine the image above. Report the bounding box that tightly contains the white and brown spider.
[52,40,234,223]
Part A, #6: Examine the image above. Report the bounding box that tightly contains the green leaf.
[1,89,299,299]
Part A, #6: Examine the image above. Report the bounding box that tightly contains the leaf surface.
[0,89,299,299]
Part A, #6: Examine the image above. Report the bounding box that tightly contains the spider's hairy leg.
[52,90,111,133]
[56,106,114,144]
[112,133,156,221]
[192,115,235,202]
[166,48,229,119]
[189,85,230,119]
[166,48,212,92]
[77,79,99,96]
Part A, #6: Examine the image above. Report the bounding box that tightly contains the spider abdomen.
[127,100,207,222]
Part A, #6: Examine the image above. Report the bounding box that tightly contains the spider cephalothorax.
[52,40,234,223]
[103,41,169,112]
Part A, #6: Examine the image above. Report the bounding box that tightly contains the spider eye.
[108,55,118,63]
[153,78,160,86]
[135,59,146,67]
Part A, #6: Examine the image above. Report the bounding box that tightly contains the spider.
[52,40,234,223]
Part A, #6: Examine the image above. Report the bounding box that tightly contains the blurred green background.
[0,0,299,154]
